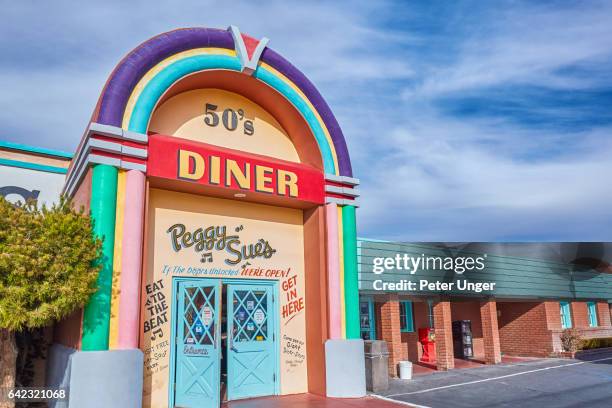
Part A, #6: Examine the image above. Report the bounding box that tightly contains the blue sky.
[2,0,612,241]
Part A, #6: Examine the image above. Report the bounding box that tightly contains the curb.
[551,346,612,359]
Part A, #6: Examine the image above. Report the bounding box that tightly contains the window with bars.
[400,301,414,332]
[560,301,572,329]
[587,302,598,327]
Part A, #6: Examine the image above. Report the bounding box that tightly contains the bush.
[0,196,101,404]
[581,337,612,350]
[560,328,583,352]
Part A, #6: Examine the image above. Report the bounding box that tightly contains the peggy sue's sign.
[147,134,324,204]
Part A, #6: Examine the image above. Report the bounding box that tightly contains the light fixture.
[234,193,246,198]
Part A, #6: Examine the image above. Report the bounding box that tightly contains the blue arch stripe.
[128,54,336,174]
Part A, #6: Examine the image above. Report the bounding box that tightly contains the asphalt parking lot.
[375,350,612,408]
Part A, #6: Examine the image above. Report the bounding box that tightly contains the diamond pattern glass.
[232,289,268,342]
[182,285,216,345]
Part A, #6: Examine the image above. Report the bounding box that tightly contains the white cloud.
[402,1,612,100]
[345,1,612,241]
[0,0,411,151]
[1,1,611,241]
[356,115,612,241]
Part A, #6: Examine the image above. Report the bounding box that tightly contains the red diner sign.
[147,134,325,204]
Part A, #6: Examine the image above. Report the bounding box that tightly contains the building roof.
[358,240,612,301]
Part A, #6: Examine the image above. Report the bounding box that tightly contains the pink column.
[117,170,146,349]
[326,203,342,339]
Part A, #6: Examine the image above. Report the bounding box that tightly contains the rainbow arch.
[77,27,361,354]
[93,27,353,177]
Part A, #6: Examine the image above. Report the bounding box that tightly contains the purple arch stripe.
[95,28,352,176]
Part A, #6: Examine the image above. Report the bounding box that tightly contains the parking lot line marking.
[372,394,433,408]
[386,357,612,397]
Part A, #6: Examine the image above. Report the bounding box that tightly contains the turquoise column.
[82,164,118,350]
[342,205,360,339]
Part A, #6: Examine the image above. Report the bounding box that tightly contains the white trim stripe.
[63,122,148,196]
[89,154,121,167]
[325,173,360,186]
[325,196,359,207]
[64,153,147,197]
[90,138,122,154]
[88,122,148,144]
[64,139,94,196]
[325,184,360,198]
[120,160,147,172]
[88,138,147,159]
[371,394,432,408]
[120,144,148,159]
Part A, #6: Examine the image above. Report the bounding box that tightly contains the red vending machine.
[419,327,436,363]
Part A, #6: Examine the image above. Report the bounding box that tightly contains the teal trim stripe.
[128,54,337,174]
[0,140,73,158]
[0,158,68,174]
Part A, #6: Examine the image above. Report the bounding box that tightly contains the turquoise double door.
[173,279,277,408]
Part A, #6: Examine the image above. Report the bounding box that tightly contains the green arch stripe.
[342,205,360,339]
[128,54,337,174]
[81,164,118,350]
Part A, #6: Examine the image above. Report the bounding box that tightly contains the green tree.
[0,197,101,406]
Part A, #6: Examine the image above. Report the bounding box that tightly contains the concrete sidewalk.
[376,351,612,408]
[223,393,408,407]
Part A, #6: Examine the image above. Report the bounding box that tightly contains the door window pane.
[183,285,215,345]
[233,289,268,342]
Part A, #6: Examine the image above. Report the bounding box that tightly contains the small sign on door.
[253,309,265,325]
[194,318,204,334]
[201,306,213,326]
